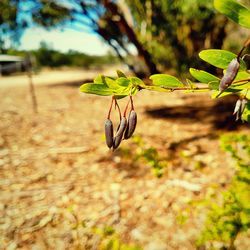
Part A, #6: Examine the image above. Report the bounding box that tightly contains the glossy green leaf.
[105,77,120,89]
[115,77,131,87]
[241,102,250,122]
[232,81,250,90]
[199,50,246,70]
[114,86,133,96]
[234,71,250,81]
[150,74,183,87]
[211,87,243,99]
[189,68,219,83]
[80,83,114,96]
[116,70,127,78]
[93,74,106,85]
[209,81,219,90]
[214,0,250,29]
[113,86,138,99]
[128,76,146,87]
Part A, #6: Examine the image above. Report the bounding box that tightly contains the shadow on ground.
[145,95,247,131]
[47,79,92,88]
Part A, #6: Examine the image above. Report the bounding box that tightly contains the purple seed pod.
[219,58,240,91]
[124,110,137,139]
[113,117,127,150]
[105,119,114,148]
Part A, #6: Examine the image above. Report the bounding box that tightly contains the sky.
[19,26,111,55]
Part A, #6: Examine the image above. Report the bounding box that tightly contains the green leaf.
[150,74,183,88]
[114,86,132,97]
[232,81,250,90]
[115,77,131,87]
[234,71,250,81]
[128,76,146,87]
[214,0,250,29]
[80,83,114,96]
[211,87,243,99]
[104,77,120,89]
[241,101,250,122]
[189,68,219,83]
[199,49,246,70]
[93,74,106,85]
[116,70,127,78]
[114,86,139,99]
[209,81,219,90]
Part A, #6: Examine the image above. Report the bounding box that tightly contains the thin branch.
[233,78,250,84]
[141,85,210,92]
[107,96,114,119]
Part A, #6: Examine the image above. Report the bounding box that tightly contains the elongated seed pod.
[105,119,114,148]
[113,117,127,150]
[124,110,137,139]
[219,58,240,91]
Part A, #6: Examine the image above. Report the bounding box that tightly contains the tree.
[1,0,236,75]
[125,0,230,72]
[0,0,159,75]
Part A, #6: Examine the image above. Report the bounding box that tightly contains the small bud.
[219,58,240,91]
[105,119,114,148]
[124,110,137,139]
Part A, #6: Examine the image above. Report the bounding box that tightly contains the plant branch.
[233,78,250,84]
[140,85,210,92]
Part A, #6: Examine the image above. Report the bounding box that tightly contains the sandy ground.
[0,69,249,250]
[0,66,125,88]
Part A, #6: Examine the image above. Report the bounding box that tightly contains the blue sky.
[19,26,111,55]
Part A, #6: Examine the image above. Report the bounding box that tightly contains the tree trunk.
[102,0,159,75]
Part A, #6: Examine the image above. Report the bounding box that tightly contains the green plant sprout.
[80,0,250,149]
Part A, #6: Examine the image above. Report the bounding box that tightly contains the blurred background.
[0,0,250,249]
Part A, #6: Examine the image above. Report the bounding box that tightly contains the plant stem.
[141,85,210,91]
[107,96,114,119]
[124,97,130,117]
[114,98,122,120]
[233,78,250,84]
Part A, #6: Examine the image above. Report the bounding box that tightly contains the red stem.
[115,98,122,120]
[130,96,134,110]
[124,97,130,117]
[107,96,114,119]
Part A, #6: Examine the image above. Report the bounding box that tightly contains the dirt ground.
[0,69,249,250]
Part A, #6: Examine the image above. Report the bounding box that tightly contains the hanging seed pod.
[219,58,240,91]
[113,117,127,150]
[105,119,114,148]
[124,110,137,139]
